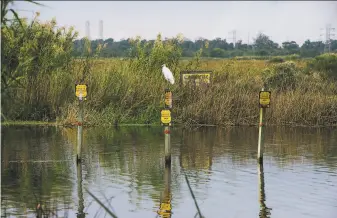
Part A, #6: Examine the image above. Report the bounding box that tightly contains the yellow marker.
[165,91,172,108]
[75,84,87,98]
[157,201,171,217]
[161,109,171,125]
[259,91,271,108]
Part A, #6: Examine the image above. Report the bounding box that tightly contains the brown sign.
[180,70,212,87]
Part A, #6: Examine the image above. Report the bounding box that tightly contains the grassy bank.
[1,121,58,126]
[2,18,337,127]
[3,56,337,127]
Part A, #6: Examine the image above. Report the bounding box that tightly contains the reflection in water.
[157,163,172,218]
[1,126,337,218]
[1,126,74,217]
[77,163,85,218]
[258,163,271,218]
[179,128,213,170]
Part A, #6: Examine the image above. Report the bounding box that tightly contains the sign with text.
[164,89,172,109]
[161,109,171,126]
[259,91,271,108]
[180,70,212,87]
[75,84,87,98]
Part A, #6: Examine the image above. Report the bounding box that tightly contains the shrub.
[285,54,300,61]
[268,56,284,63]
[1,15,78,120]
[307,53,337,80]
[262,61,298,91]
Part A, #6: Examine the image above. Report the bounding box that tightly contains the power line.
[228,30,236,48]
[321,24,335,53]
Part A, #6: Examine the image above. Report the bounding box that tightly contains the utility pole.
[321,24,335,53]
[228,30,237,48]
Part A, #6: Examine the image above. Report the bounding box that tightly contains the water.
[1,126,337,218]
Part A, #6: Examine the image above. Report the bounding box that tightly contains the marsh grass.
[5,56,337,127]
[2,19,337,127]
[61,56,337,127]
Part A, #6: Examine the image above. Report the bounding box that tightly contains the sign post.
[75,84,87,163]
[180,70,212,88]
[257,88,271,163]
[162,89,172,164]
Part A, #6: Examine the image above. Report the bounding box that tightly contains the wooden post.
[77,99,84,163]
[163,88,172,165]
[165,126,171,163]
[257,88,266,163]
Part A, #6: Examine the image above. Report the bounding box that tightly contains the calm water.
[1,126,337,218]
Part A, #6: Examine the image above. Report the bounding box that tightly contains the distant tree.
[282,41,300,55]
[210,48,225,58]
[300,40,324,57]
[254,33,278,50]
[71,33,331,59]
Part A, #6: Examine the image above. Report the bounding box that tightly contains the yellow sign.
[161,109,171,125]
[75,84,87,98]
[165,91,172,108]
[259,91,271,108]
[158,202,171,217]
[181,71,212,87]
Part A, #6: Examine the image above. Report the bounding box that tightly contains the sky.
[12,1,337,45]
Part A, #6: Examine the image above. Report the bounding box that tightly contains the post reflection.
[258,163,271,218]
[157,163,172,218]
[77,163,85,218]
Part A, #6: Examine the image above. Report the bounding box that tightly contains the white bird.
[162,64,175,85]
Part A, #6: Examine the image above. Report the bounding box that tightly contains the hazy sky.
[12,1,337,45]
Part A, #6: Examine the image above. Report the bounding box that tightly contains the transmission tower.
[228,30,236,48]
[321,24,335,53]
[99,20,103,40]
[85,21,91,40]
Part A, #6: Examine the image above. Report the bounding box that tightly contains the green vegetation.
[1,5,337,127]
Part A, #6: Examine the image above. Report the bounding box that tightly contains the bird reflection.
[157,163,172,218]
[258,163,272,218]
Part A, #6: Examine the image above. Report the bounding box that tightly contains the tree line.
[72,33,337,58]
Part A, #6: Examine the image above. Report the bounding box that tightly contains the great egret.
[162,64,175,85]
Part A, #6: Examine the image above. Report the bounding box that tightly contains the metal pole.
[257,88,266,163]
[77,99,84,163]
